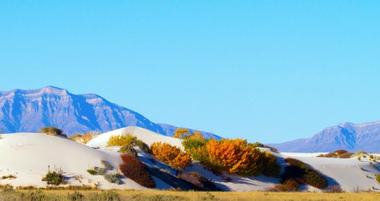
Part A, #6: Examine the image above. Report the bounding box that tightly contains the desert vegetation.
[40,127,67,138]
[0,189,379,201]
[69,132,98,144]
[119,154,155,188]
[107,135,150,153]
[281,158,328,190]
[150,142,192,170]
[182,135,280,177]
[42,170,65,186]
[87,160,122,184]
[317,150,353,158]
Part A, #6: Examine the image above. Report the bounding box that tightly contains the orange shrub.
[150,142,192,169]
[173,128,190,138]
[119,154,155,188]
[206,139,265,176]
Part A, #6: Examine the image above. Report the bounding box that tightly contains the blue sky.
[1,1,380,143]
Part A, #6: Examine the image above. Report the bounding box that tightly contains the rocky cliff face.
[0,86,220,139]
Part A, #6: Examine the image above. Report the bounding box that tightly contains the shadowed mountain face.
[0,86,220,138]
[272,122,380,152]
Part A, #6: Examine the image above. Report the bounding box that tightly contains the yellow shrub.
[151,142,191,169]
[107,135,136,147]
[206,139,265,176]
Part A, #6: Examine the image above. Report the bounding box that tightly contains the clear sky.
[1,1,380,143]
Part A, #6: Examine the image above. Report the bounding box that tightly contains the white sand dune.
[1,129,379,192]
[87,126,183,150]
[0,133,145,189]
[281,153,380,192]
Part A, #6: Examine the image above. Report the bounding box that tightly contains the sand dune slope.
[0,133,144,189]
[87,126,183,149]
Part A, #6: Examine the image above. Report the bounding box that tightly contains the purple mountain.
[271,122,380,152]
[0,86,220,139]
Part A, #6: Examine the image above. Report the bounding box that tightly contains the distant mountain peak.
[0,87,221,139]
[272,121,380,152]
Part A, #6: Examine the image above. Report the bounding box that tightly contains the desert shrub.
[177,172,215,189]
[173,128,191,138]
[1,175,17,180]
[182,137,207,152]
[151,142,192,169]
[206,139,266,176]
[104,174,122,184]
[88,191,120,201]
[101,160,114,170]
[269,179,299,192]
[42,171,65,185]
[318,150,353,158]
[119,154,155,188]
[376,174,380,184]
[281,158,328,189]
[87,166,106,176]
[262,152,281,177]
[40,127,66,138]
[107,135,137,147]
[135,139,151,153]
[107,134,150,153]
[250,142,265,148]
[68,191,84,201]
[119,145,138,156]
[87,169,98,175]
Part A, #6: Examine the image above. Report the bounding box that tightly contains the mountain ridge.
[272,121,380,152]
[0,86,221,139]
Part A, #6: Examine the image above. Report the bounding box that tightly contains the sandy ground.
[1,128,379,192]
[282,152,380,192]
[0,133,144,190]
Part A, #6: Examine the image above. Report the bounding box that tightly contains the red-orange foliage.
[150,142,192,169]
[206,139,265,176]
[119,154,155,188]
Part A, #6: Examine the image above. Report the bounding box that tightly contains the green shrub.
[87,169,98,175]
[118,145,138,156]
[376,174,380,183]
[262,152,281,178]
[87,166,106,176]
[104,174,122,184]
[135,139,150,153]
[101,160,114,171]
[107,135,150,154]
[281,158,328,189]
[42,171,65,186]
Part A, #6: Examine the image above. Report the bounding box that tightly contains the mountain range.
[0,86,220,139]
[272,121,380,152]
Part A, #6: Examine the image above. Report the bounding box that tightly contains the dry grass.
[0,190,379,201]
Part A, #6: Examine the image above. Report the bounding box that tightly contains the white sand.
[0,133,145,189]
[87,126,183,150]
[281,153,380,192]
[1,129,379,192]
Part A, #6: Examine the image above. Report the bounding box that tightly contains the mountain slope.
[0,86,220,138]
[272,122,380,152]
